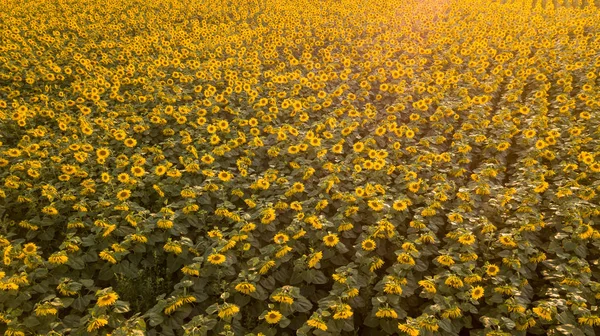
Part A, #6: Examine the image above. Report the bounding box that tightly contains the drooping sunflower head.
[96,292,119,307]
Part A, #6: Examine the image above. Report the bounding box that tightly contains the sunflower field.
[1,0,600,334]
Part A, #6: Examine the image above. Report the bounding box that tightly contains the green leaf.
[61,297,75,308]
[556,311,575,325]
[290,270,304,285]
[279,317,291,328]
[147,312,164,327]
[380,319,397,334]
[414,259,428,272]
[307,270,328,284]
[23,316,40,328]
[80,279,95,287]
[67,257,86,270]
[72,295,91,312]
[438,319,454,332]
[234,293,251,307]
[114,300,131,313]
[205,303,219,315]
[363,314,379,328]
[574,245,587,258]
[563,241,577,251]
[501,317,515,329]
[293,296,313,313]
[38,227,56,241]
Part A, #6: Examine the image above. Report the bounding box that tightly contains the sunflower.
[117,173,130,183]
[396,253,415,265]
[265,310,283,324]
[87,316,109,332]
[361,239,376,251]
[578,315,600,327]
[206,125,218,133]
[307,317,328,331]
[163,242,183,255]
[498,235,517,247]
[436,255,455,266]
[332,144,343,153]
[116,189,131,201]
[290,201,302,211]
[292,182,305,193]
[354,186,365,197]
[207,253,226,265]
[535,139,547,149]
[23,243,37,254]
[234,282,256,295]
[392,199,411,211]
[375,307,398,319]
[272,292,294,304]
[48,252,68,265]
[273,233,289,245]
[307,251,323,268]
[418,279,437,294]
[441,306,463,319]
[569,127,583,136]
[332,304,353,319]
[218,171,233,182]
[401,242,417,253]
[217,303,240,319]
[532,306,553,321]
[523,129,536,138]
[370,257,385,272]
[259,260,276,274]
[344,287,359,298]
[458,234,476,245]
[201,154,215,164]
[353,142,364,153]
[151,165,166,176]
[131,166,145,177]
[181,265,200,277]
[7,148,22,157]
[288,145,300,154]
[485,264,500,276]
[99,172,111,183]
[96,147,110,158]
[398,323,420,336]
[408,181,420,193]
[323,233,339,247]
[496,142,510,151]
[448,213,463,223]
[99,250,117,264]
[123,138,137,148]
[97,292,119,307]
[445,275,464,288]
[367,199,384,211]
[471,286,485,300]
[261,208,276,224]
